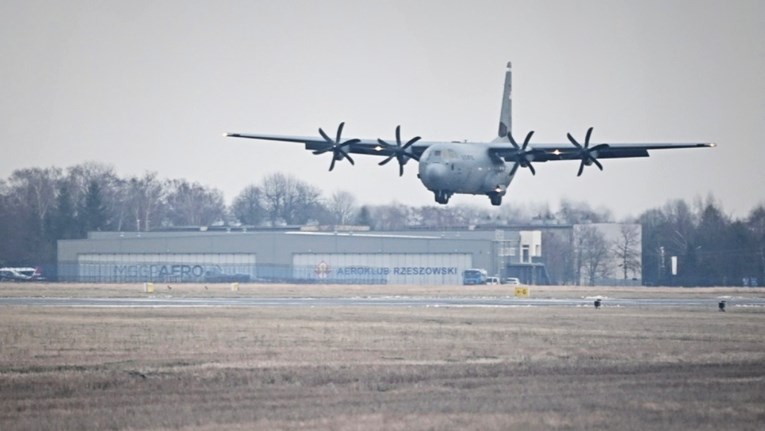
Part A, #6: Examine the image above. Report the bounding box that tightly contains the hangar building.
[57,227,547,285]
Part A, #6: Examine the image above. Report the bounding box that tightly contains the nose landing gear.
[488,192,503,206]
[434,190,452,204]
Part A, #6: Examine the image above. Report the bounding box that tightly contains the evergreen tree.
[356,205,373,228]
[80,180,107,233]
[46,183,79,241]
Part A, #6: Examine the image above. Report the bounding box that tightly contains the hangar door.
[293,253,471,285]
[77,253,256,282]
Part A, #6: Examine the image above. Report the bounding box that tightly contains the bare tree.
[3,167,62,264]
[7,167,62,232]
[613,224,641,280]
[125,173,166,231]
[261,173,287,225]
[64,162,116,206]
[415,205,467,228]
[573,225,611,286]
[261,173,324,225]
[367,204,411,231]
[164,179,225,226]
[558,199,613,224]
[327,190,358,225]
[231,185,265,226]
[542,229,574,285]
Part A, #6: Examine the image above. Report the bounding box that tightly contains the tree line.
[1,162,762,286]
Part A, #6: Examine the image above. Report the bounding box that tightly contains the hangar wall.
[293,253,471,284]
[58,229,519,284]
[77,253,257,283]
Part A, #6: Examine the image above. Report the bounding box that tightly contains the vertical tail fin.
[497,61,512,140]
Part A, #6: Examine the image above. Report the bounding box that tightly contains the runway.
[2,296,765,308]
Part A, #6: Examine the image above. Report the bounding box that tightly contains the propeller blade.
[315,123,358,170]
[378,126,420,175]
[402,136,421,149]
[335,122,345,144]
[507,130,536,175]
[319,127,332,144]
[569,127,605,176]
[508,132,520,149]
[528,162,536,176]
[567,132,582,149]
[509,162,520,177]
[522,130,534,149]
[336,147,354,165]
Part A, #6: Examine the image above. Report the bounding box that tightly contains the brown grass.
[1,285,764,430]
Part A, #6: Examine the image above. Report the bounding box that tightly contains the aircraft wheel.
[489,193,502,206]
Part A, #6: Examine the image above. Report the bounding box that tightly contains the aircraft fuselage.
[417,142,512,204]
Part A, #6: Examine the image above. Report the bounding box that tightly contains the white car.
[486,276,500,285]
[503,277,521,285]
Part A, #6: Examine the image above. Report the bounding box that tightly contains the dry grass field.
[1,284,764,430]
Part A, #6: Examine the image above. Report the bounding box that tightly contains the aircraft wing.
[225,132,435,158]
[490,142,715,162]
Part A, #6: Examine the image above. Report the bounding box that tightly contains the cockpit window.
[428,148,458,161]
[443,149,457,160]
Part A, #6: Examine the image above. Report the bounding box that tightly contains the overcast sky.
[2,0,763,219]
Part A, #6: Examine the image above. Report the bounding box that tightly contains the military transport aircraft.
[225,62,714,206]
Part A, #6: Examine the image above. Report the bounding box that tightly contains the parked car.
[486,276,500,285]
[503,277,521,285]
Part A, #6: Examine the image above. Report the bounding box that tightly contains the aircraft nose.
[420,162,449,186]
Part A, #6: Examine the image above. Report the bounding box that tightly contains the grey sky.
[2,0,763,219]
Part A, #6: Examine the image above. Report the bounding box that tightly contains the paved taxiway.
[2,296,765,308]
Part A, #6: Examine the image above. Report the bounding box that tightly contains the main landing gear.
[488,192,503,206]
[434,190,452,204]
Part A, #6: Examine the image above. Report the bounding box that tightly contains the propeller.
[313,122,360,171]
[377,125,421,176]
[566,127,609,176]
[507,130,537,176]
